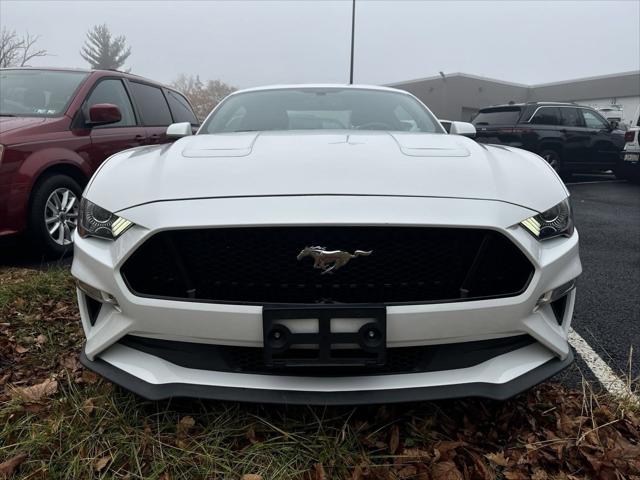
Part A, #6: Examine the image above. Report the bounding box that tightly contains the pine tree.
[80,24,131,70]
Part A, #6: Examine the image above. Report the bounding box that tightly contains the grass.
[1,266,639,479]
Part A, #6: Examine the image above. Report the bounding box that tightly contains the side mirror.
[88,103,121,126]
[439,120,452,133]
[450,121,476,138]
[167,122,193,138]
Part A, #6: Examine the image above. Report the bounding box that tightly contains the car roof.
[0,66,173,90]
[229,84,411,95]
[480,101,581,110]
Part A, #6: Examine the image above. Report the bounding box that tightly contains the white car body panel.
[73,84,580,404]
[87,132,566,215]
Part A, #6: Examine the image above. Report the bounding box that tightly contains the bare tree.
[171,74,236,121]
[80,24,131,70]
[0,28,48,68]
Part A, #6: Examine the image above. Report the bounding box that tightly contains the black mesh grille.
[120,227,533,304]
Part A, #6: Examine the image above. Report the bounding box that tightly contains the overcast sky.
[2,0,639,88]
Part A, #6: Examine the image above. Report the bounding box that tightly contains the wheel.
[540,149,570,180]
[28,174,83,257]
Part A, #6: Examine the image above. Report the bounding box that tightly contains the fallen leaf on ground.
[94,455,110,472]
[80,370,99,384]
[432,461,463,480]
[246,426,258,444]
[60,354,80,371]
[485,452,510,467]
[82,398,95,415]
[397,465,418,478]
[177,416,195,436]
[36,334,46,345]
[504,471,530,480]
[11,378,57,403]
[0,453,28,477]
[389,424,400,454]
[241,475,263,480]
[315,463,325,480]
[532,470,548,480]
[15,345,29,354]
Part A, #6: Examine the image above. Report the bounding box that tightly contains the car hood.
[0,115,51,134]
[87,130,568,214]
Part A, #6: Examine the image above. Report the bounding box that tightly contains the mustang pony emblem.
[297,246,373,274]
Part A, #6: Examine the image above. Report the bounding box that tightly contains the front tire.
[28,174,82,257]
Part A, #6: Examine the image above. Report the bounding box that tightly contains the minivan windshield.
[200,88,444,134]
[0,69,89,117]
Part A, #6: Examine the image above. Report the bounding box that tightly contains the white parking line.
[568,328,639,404]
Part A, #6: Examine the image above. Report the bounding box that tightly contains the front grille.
[120,227,533,304]
[120,334,536,377]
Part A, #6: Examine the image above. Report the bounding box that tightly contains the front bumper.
[621,148,640,166]
[72,195,581,403]
[80,344,574,404]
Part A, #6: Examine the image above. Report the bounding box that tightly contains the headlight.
[78,198,134,240]
[521,198,574,240]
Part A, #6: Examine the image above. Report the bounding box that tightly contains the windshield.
[0,69,89,117]
[200,88,444,134]
[472,107,522,126]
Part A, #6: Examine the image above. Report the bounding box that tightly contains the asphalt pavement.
[562,178,640,388]
[1,176,638,391]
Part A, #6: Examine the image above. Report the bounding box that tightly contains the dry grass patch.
[1,266,639,479]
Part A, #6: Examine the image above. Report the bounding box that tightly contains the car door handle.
[134,134,145,140]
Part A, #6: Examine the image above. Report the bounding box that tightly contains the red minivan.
[0,68,198,255]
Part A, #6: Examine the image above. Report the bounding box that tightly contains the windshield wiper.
[0,114,16,117]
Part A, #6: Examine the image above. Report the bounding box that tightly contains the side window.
[166,90,199,124]
[560,108,583,127]
[129,82,173,126]
[581,109,609,129]
[85,79,136,127]
[530,107,561,125]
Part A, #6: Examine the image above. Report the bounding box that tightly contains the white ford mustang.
[72,85,581,404]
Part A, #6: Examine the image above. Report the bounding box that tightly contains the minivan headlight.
[521,198,574,240]
[78,198,134,240]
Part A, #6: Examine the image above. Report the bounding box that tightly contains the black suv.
[472,102,625,178]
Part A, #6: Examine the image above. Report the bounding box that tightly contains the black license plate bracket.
[262,305,386,368]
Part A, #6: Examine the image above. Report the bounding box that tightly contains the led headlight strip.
[111,217,133,237]
[520,217,541,237]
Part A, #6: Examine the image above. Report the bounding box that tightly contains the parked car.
[73,85,580,404]
[618,105,640,183]
[0,67,198,255]
[472,102,625,178]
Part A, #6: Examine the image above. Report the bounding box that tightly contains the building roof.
[388,71,640,90]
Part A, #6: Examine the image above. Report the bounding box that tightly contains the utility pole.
[349,0,356,84]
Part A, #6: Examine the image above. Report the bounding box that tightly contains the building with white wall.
[389,71,640,125]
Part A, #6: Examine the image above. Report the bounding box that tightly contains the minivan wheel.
[28,174,83,257]
[540,149,570,180]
